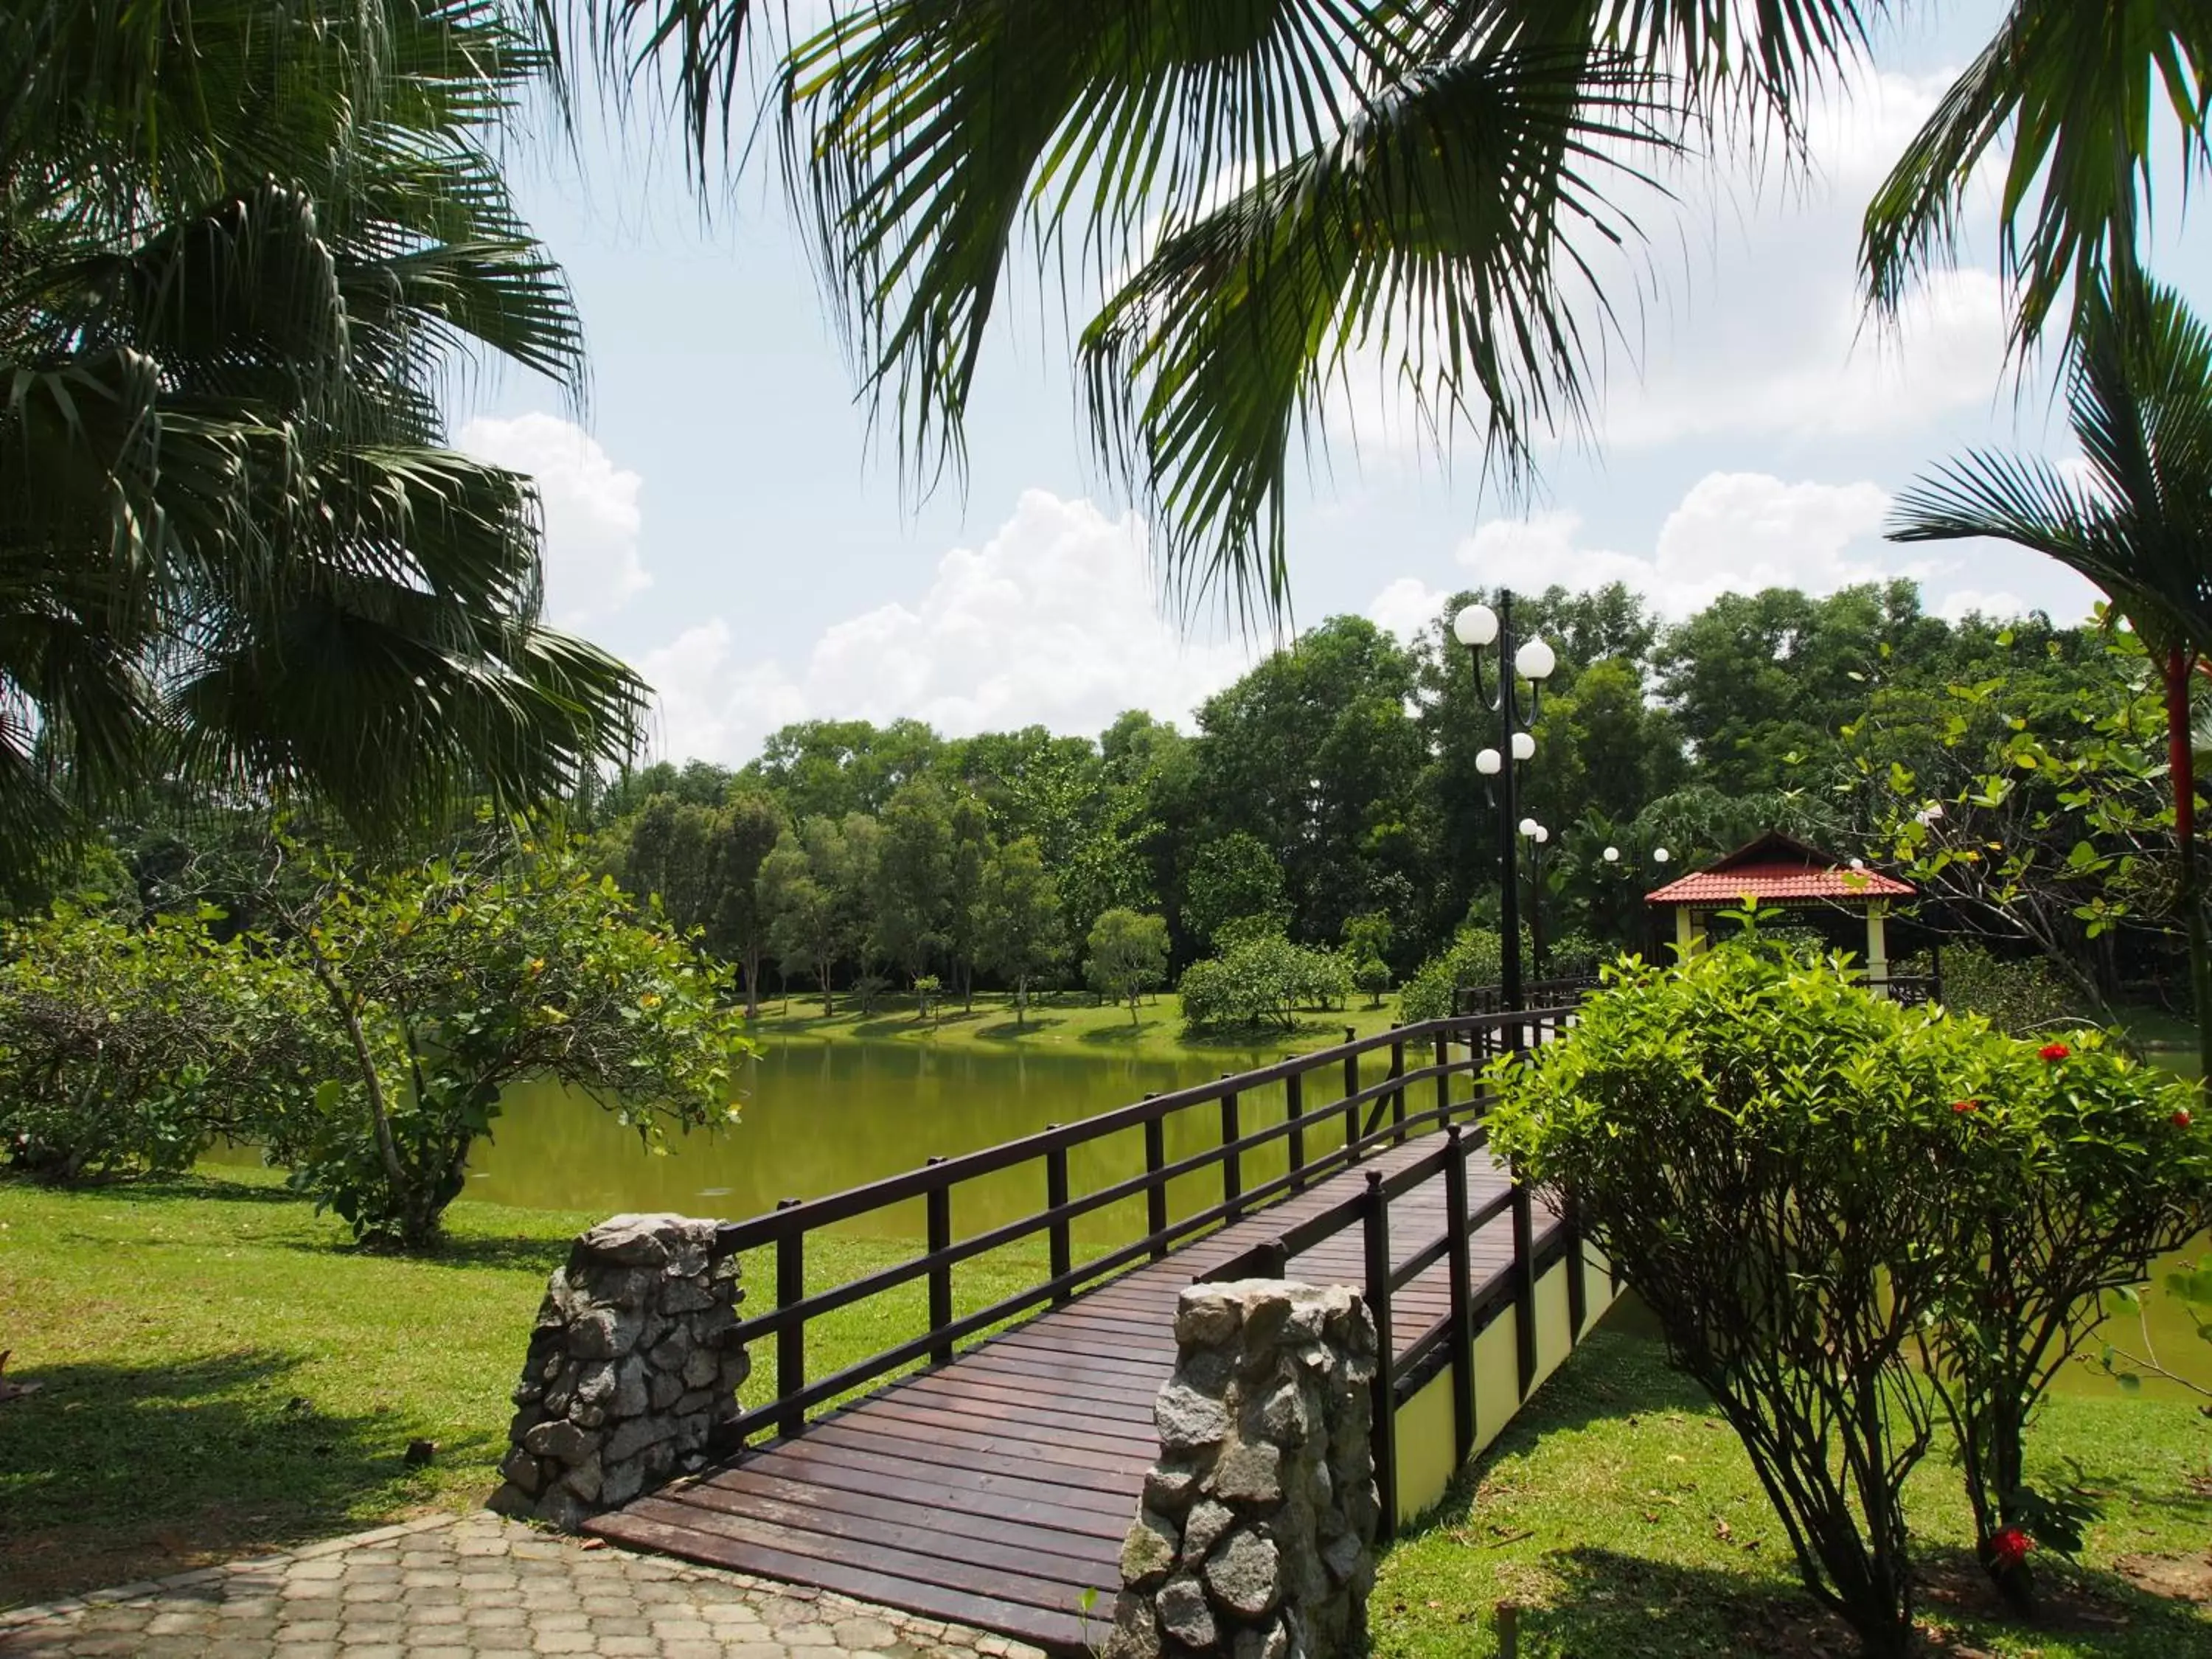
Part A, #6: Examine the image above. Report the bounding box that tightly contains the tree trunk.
[742,943,761,1020]
[2165,647,2212,1086]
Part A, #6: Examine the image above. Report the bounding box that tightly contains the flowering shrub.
[1485,938,2212,1651]
[1907,1025,2211,1610]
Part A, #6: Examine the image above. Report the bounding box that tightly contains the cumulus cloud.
[457,413,650,627]
[1366,577,1453,644]
[1445,470,2101,625]
[640,490,1255,765]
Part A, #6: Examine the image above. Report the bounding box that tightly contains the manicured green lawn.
[1373,1324,2212,1658]
[0,1166,1046,1610]
[748,987,1409,1063]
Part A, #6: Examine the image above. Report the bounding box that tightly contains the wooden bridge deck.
[588,1135,1561,1653]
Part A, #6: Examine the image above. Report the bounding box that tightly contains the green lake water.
[462,1037,1472,1248]
[414,1037,2212,1401]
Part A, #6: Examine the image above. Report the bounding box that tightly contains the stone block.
[1120,1509,1180,1589]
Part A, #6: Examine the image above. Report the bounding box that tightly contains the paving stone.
[6,1512,1031,1659]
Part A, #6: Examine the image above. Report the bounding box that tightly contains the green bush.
[1489,939,2212,1642]
[0,908,319,1181]
[1397,929,1507,1022]
[265,852,754,1250]
[1179,933,1351,1032]
[1917,942,2075,1035]
[1906,1026,2211,1607]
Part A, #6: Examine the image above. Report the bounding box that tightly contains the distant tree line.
[568,580,2180,1016]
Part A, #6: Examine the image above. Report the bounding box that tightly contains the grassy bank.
[1374,1325,2212,1658]
[748,987,1410,1063]
[0,1166,1046,1610]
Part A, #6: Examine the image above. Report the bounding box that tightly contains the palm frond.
[1862,0,2212,351]
[1080,42,1673,623]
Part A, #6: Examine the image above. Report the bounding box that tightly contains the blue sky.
[456,4,2208,765]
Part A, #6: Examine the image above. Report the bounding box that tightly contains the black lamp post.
[1453,594,1557,1019]
[1520,817,1552,979]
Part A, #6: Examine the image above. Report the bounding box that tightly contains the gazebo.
[1646,831,1916,990]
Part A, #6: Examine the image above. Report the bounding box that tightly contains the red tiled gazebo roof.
[1646,830,1913,908]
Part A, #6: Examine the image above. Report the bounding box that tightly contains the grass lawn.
[748,987,1411,1064]
[1373,1324,2212,1658]
[0,1166,1047,1610]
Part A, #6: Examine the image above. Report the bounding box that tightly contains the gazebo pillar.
[1865,901,1891,997]
[1674,906,1697,958]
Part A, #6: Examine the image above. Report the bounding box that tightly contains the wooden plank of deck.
[587,1134,1560,1656]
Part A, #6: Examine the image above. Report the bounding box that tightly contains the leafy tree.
[1183,832,1289,950]
[759,824,845,1013]
[744,719,947,821]
[1,0,644,880]
[707,792,785,1017]
[1084,908,1170,1023]
[1892,274,2212,1078]
[271,851,748,1249]
[872,780,956,987]
[0,908,319,1181]
[947,793,993,1010]
[1192,617,1426,945]
[1178,933,1351,1032]
[978,837,1065,1028]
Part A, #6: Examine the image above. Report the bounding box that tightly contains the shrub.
[265,852,753,1250]
[1352,956,1391,1008]
[1397,930,1507,1022]
[1919,942,2074,1035]
[0,908,319,1181]
[1489,939,2212,1638]
[1908,1028,2211,1609]
[1486,942,1997,1656]
[1179,933,1352,1032]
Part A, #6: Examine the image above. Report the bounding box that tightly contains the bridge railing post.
[1144,1100,1169,1261]
[1046,1130,1071,1304]
[1220,1076,1243,1222]
[1512,1180,1537,1399]
[1434,1031,1450,1124]
[1342,1033,1360,1164]
[1286,1065,1306,1192]
[774,1197,804,1439]
[926,1158,953,1366]
[1363,1169,1397,1542]
[1388,1038,1406,1145]
[1444,1124,1475,1465]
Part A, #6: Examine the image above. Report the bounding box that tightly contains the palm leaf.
[1081,43,1674,622]
[1862,0,2212,351]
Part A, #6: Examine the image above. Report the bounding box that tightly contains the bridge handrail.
[713,1001,1580,1443]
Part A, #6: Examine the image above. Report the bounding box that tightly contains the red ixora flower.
[1952,1099,1980,1114]
[2175,1108,2194,1129]
[2038,1043,2070,1062]
[1987,1526,2034,1569]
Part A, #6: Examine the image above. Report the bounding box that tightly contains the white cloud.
[1457,472,1904,617]
[640,490,1255,764]
[457,413,650,627]
[1450,470,2106,625]
[1366,577,1451,644]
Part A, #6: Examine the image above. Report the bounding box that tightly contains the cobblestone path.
[0,1513,1055,1659]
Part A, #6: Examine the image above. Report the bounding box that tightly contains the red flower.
[2038,1043,2070,1062]
[1987,1526,2034,1569]
[2174,1108,2194,1129]
[1952,1099,1980,1114]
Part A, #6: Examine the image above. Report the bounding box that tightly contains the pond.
[462,1034,1444,1248]
[444,1035,2210,1402]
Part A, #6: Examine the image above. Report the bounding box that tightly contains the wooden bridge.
[588,1007,1612,1653]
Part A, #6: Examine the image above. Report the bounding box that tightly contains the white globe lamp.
[1514,637,1557,681]
[1453,604,1500,647]
[1475,748,1502,776]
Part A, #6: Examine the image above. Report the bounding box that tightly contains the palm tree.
[1888,275,2212,1081]
[576,1,2210,619]
[0,0,646,880]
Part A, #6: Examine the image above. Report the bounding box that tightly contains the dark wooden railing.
[706,1004,1578,1447]
[1197,1102,1584,1540]
[1455,975,1602,1017]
